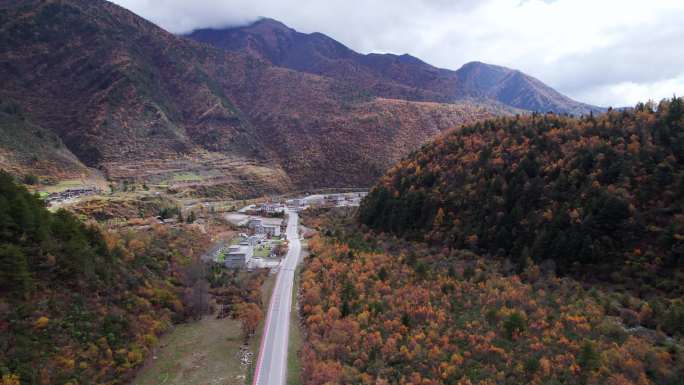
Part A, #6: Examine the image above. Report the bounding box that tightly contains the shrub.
[503,311,526,339]
[664,300,684,336]
[21,174,39,185]
[578,341,601,372]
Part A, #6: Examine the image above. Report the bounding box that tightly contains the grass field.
[253,245,271,258]
[169,172,205,182]
[39,179,87,193]
[133,273,276,385]
[287,248,306,385]
[133,316,247,385]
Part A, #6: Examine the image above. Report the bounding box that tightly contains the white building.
[261,203,280,213]
[248,218,263,229]
[256,224,281,237]
[224,245,253,268]
[239,236,259,247]
[265,225,281,237]
[286,198,304,208]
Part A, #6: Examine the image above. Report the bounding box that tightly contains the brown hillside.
[0,0,514,192]
[189,19,603,115]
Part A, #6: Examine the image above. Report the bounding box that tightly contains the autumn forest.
[299,99,684,384]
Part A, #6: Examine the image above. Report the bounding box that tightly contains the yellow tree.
[236,303,263,340]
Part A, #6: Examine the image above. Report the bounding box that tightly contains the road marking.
[253,258,282,385]
[253,211,301,385]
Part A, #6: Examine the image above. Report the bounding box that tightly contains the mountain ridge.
[188,18,604,115]
[360,98,684,285]
[0,0,514,193]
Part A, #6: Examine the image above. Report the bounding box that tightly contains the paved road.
[253,210,301,385]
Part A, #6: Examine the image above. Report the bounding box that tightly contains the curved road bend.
[253,210,301,385]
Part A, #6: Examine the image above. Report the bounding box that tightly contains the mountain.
[456,61,601,115]
[188,18,461,103]
[0,0,514,193]
[0,0,278,191]
[188,18,603,115]
[324,99,684,385]
[0,99,88,181]
[360,98,684,291]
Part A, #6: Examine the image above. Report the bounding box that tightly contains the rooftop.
[227,245,252,255]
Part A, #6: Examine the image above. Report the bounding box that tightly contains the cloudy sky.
[112,0,684,107]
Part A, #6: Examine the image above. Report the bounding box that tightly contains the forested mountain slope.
[0,99,87,181]
[0,171,206,384]
[298,209,684,384]
[0,171,271,385]
[0,0,513,191]
[360,99,684,292]
[304,101,684,383]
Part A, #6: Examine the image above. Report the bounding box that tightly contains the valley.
[0,1,682,385]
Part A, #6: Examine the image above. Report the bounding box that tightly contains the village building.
[286,198,304,208]
[46,186,101,204]
[256,224,281,237]
[239,235,260,247]
[224,245,253,268]
[261,203,280,213]
[248,218,263,229]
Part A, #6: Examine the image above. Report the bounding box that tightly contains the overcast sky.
[112,0,684,108]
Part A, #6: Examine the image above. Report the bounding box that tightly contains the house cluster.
[222,215,287,269]
[259,202,282,214]
[249,193,367,214]
[325,194,346,205]
[214,215,288,269]
[305,192,368,208]
[220,233,280,269]
[46,186,101,204]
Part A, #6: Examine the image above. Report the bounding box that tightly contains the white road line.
[253,210,301,385]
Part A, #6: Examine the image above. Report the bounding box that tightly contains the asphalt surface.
[253,210,301,385]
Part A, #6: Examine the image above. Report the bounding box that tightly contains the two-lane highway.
[253,210,301,385]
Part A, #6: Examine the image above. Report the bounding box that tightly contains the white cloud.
[573,72,684,107]
[111,0,684,107]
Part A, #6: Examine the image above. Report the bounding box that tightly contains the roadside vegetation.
[287,254,306,385]
[132,316,247,385]
[135,270,273,385]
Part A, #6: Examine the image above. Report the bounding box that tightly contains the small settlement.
[45,186,101,205]
[211,202,288,270]
[208,192,367,270]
